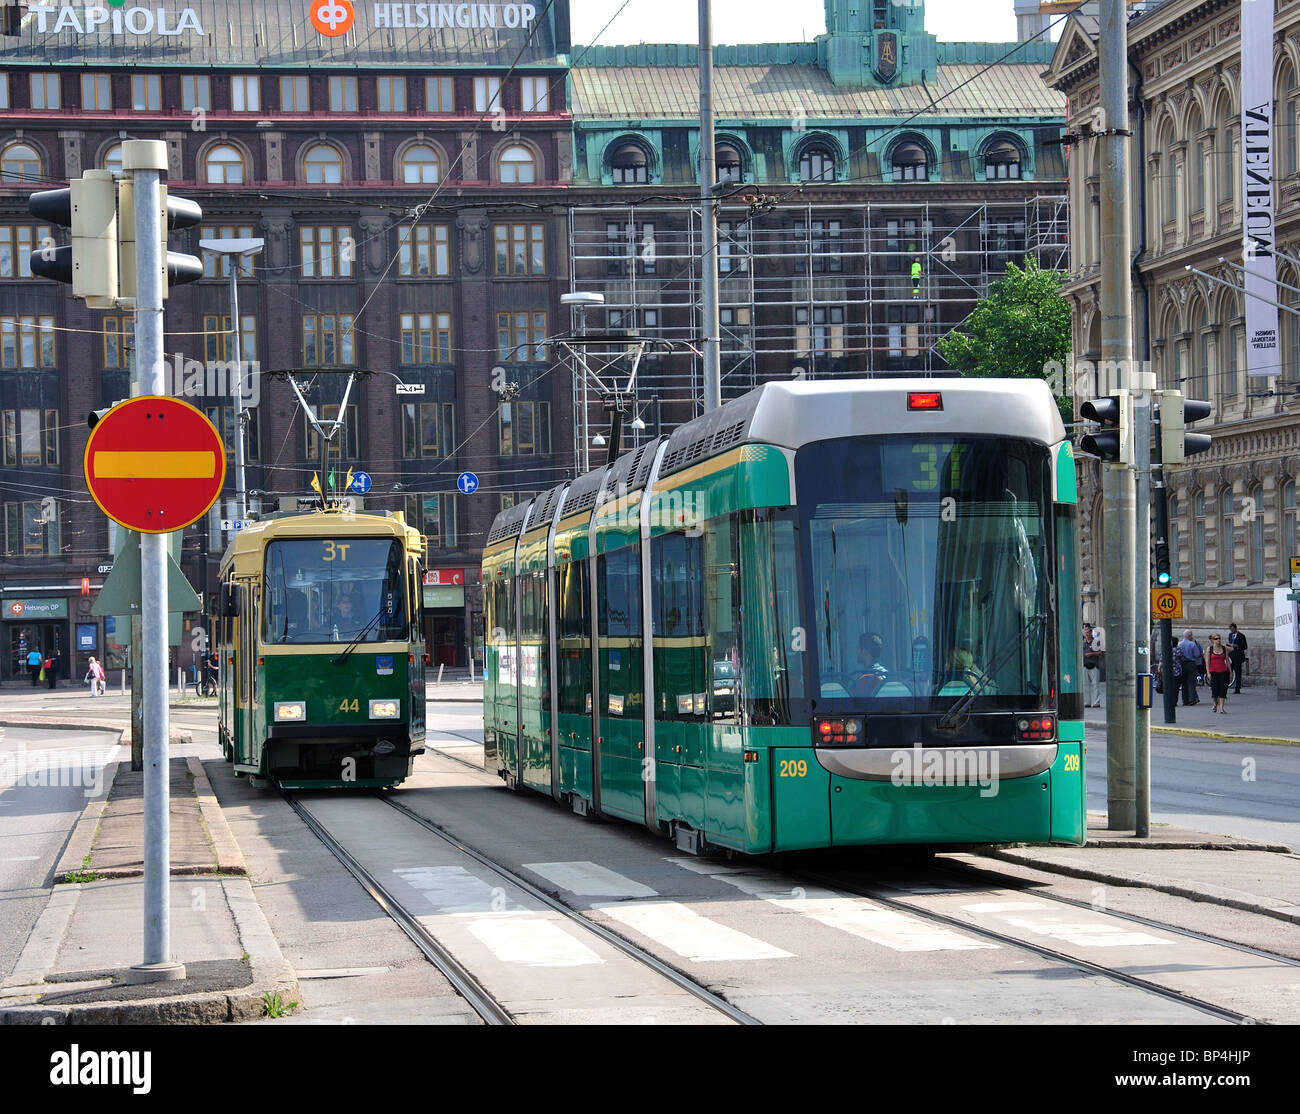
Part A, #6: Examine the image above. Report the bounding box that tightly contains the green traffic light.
[1156,570,1172,586]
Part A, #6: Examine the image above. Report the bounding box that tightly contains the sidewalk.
[1083,679,1299,745]
[0,754,296,1024]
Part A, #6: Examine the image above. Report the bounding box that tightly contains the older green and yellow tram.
[484,378,1085,853]
[214,508,427,788]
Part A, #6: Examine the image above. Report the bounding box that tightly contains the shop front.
[2,597,70,682]
[424,568,467,668]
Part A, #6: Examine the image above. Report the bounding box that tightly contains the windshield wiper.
[332,603,388,666]
[936,613,1046,731]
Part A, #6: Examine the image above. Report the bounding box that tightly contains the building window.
[204,144,246,185]
[102,316,132,368]
[3,501,60,557]
[1220,488,1235,583]
[1193,137,1206,212]
[302,314,355,366]
[1222,126,1235,202]
[202,315,257,364]
[719,306,752,352]
[231,75,261,112]
[1194,490,1207,584]
[377,75,407,113]
[1,142,41,184]
[81,73,111,110]
[182,75,211,112]
[716,143,743,183]
[101,143,124,175]
[0,225,52,279]
[1,409,59,468]
[303,144,343,184]
[474,75,502,113]
[300,226,354,278]
[206,405,261,463]
[398,225,450,276]
[796,219,843,273]
[399,312,452,365]
[520,76,549,112]
[891,141,928,181]
[279,75,309,112]
[795,306,846,356]
[0,315,55,368]
[984,140,1021,180]
[1224,322,1242,399]
[799,144,836,183]
[1284,481,1297,579]
[304,404,359,462]
[498,144,536,184]
[1249,484,1265,583]
[426,76,454,112]
[401,402,456,458]
[499,399,551,456]
[405,494,456,548]
[30,74,59,111]
[717,220,750,275]
[493,223,546,275]
[131,74,161,111]
[497,311,547,362]
[610,143,649,184]
[200,224,256,277]
[0,74,8,111]
[328,75,358,113]
[401,144,440,184]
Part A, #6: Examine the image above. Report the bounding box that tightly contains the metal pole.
[1154,450,1177,725]
[699,0,722,411]
[1099,0,1138,832]
[229,263,247,521]
[123,139,183,981]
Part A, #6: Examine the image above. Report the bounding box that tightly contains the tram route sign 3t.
[1152,586,1184,620]
[457,471,479,495]
[84,396,227,533]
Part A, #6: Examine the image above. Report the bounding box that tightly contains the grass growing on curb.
[262,991,298,1018]
[63,853,103,884]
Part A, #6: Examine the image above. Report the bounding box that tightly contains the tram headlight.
[369,699,400,719]
[274,701,306,722]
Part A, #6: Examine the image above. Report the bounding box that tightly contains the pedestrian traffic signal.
[1154,540,1172,586]
[28,170,119,307]
[1154,390,1213,464]
[1079,389,1133,463]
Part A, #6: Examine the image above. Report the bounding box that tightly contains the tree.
[938,258,1074,422]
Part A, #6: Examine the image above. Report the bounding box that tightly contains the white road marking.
[1,855,40,862]
[393,865,524,914]
[960,900,1168,947]
[466,914,604,967]
[525,861,659,899]
[962,901,1052,913]
[596,901,795,962]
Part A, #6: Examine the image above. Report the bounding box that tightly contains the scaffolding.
[567,197,1069,472]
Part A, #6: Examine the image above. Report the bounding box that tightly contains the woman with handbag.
[1206,635,1231,713]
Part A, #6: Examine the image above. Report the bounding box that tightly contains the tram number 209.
[778,759,808,778]
[1062,753,1080,772]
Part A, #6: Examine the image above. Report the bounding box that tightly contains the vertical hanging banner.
[1242,0,1279,377]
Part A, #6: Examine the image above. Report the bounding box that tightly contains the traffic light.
[28,170,119,308]
[1154,540,1172,586]
[1079,389,1133,463]
[1155,390,1213,464]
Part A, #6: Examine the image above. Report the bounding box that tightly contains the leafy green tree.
[938,258,1074,422]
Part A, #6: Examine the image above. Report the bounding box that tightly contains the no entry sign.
[84,396,226,533]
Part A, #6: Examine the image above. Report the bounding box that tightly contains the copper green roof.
[571,62,1065,123]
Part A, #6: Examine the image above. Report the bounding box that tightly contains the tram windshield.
[263,538,407,645]
[798,435,1052,713]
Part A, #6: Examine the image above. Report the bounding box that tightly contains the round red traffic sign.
[83,396,226,534]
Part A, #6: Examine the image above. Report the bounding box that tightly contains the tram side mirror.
[220,583,242,618]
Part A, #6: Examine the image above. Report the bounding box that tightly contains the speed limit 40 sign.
[1152,587,1184,620]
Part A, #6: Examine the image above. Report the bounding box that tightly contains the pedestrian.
[26,646,42,686]
[1206,634,1231,713]
[85,656,106,697]
[1082,622,1102,707]
[45,650,58,689]
[1227,623,1249,694]
[1176,629,1203,706]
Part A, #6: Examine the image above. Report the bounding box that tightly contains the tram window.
[556,560,590,716]
[705,515,741,723]
[263,538,408,644]
[740,511,806,723]
[651,532,707,720]
[598,545,642,717]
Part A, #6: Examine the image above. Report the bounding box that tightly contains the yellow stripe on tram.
[94,450,216,479]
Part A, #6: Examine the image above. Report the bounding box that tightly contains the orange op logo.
[310,0,355,36]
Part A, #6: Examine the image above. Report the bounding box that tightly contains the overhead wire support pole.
[699,0,722,412]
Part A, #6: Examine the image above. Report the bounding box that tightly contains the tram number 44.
[778,759,808,778]
[339,698,360,713]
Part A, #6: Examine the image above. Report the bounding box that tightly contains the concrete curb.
[53,743,124,883]
[189,756,246,876]
[983,847,1300,927]
[0,717,194,745]
[1085,718,1300,747]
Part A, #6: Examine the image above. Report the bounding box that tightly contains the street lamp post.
[198,237,263,522]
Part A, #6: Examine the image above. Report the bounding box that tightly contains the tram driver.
[852,632,889,697]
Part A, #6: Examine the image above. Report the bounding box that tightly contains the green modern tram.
[483,379,1085,853]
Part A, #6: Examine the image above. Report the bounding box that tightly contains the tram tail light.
[1015,715,1055,742]
[813,715,863,746]
[907,392,943,411]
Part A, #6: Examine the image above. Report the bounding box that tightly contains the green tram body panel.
[215,508,427,789]
[484,379,1086,853]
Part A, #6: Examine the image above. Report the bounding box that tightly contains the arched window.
[1187,109,1205,212]
[102,143,123,176]
[891,141,928,182]
[1221,294,1242,400]
[715,142,743,184]
[799,143,836,183]
[205,144,245,185]
[1220,487,1235,583]
[1249,483,1265,582]
[1284,480,1298,580]
[303,144,343,184]
[1,142,41,183]
[609,143,648,184]
[499,144,537,184]
[1194,490,1207,584]
[1195,305,1210,400]
[401,144,440,184]
[984,139,1021,180]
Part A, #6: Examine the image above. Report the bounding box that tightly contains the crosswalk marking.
[595,901,795,962]
[524,861,659,899]
[960,903,1168,948]
[466,914,604,967]
[393,865,523,914]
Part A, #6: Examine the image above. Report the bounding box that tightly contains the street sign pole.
[124,139,184,984]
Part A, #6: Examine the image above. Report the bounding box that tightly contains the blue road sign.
[350,470,372,494]
[457,471,479,495]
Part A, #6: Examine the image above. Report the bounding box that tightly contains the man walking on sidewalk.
[1228,623,1248,694]
[1177,629,1203,706]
